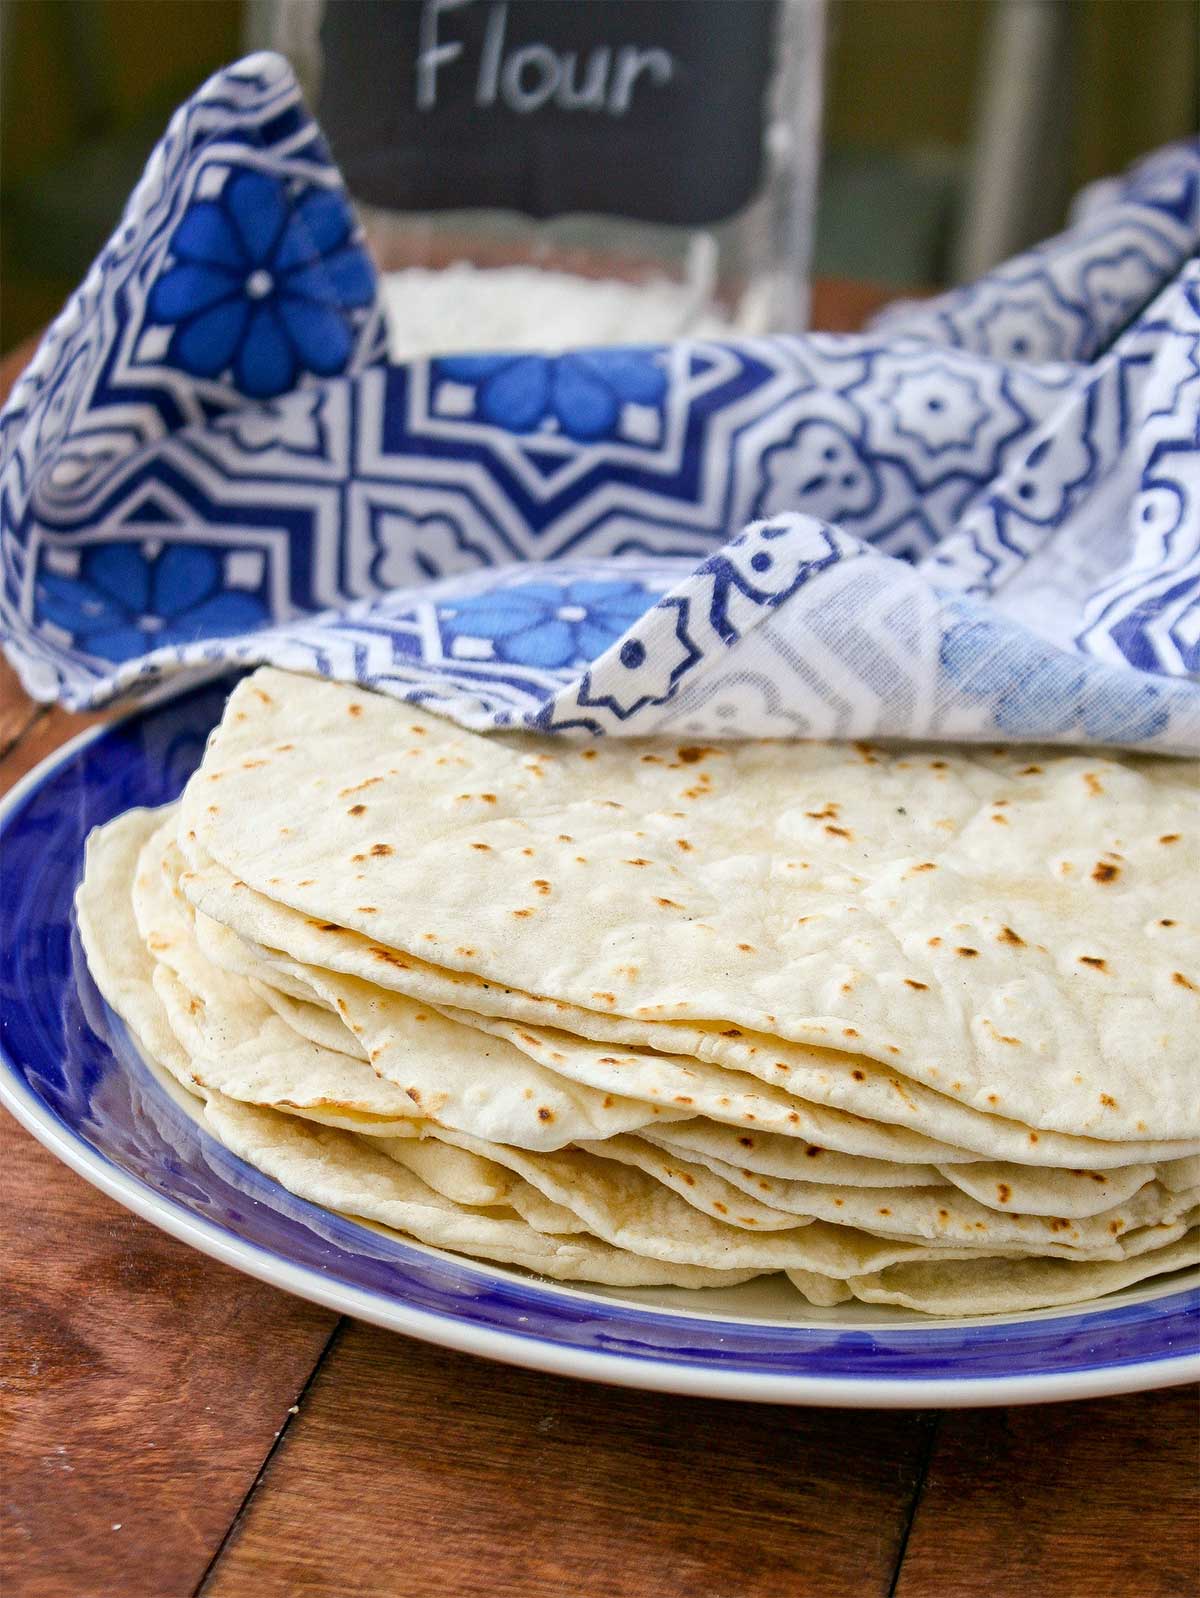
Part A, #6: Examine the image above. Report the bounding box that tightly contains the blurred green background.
[1,0,1197,353]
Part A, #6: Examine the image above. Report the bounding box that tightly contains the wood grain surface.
[2,290,1197,1598]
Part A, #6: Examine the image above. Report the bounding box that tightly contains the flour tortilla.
[180,849,1200,1170]
[838,1227,1200,1315]
[137,821,689,1152]
[183,669,1200,1142]
[639,1123,1162,1219]
[77,814,758,1288]
[430,1127,1193,1275]
[242,965,1194,1243]
[77,806,1198,1311]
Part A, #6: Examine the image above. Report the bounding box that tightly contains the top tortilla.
[183,669,1200,1144]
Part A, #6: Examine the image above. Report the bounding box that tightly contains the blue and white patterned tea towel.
[2,54,1199,750]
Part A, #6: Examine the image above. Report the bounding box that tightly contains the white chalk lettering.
[416,0,472,111]
[416,1,677,117]
[555,47,611,112]
[608,45,674,115]
[476,0,507,107]
[501,42,562,113]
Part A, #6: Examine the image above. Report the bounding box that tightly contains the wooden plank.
[0,656,44,756]
[0,697,107,791]
[0,1113,340,1598]
[893,1385,1200,1598]
[0,691,340,1597]
[203,1320,934,1598]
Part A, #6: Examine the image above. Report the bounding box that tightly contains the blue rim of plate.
[1,678,1197,1408]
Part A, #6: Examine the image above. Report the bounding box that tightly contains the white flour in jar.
[382,261,734,358]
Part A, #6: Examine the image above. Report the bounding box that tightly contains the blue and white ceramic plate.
[2,683,1197,1407]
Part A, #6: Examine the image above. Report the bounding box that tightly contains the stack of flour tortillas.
[78,668,1200,1315]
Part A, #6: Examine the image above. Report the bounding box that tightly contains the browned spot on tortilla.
[712,1202,728,1215]
[348,804,367,817]
[532,879,551,895]
[357,905,378,914]
[624,858,651,867]
[676,746,713,764]
[996,1184,1012,1204]
[805,803,840,820]
[1029,1132,1039,1144]
[824,824,852,839]
[738,1136,755,1149]
[956,947,979,958]
[987,1093,999,1105]
[843,1027,859,1039]
[675,838,694,852]
[877,1207,891,1217]
[207,805,221,816]
[350,853,366,864]
[593,992,616,1005]
[339,776,383,797]
[640,754,662,765]
[674,1096,694,1106]
[318,922,339,932]
[580,750,597,760]
[1160,833,1180,844]
[1159,918,1176,927]
[736,943,754,952]
[655,897,684,909]
[787,1113,800,1125]
[557,834,573,842]
[930,760,947,770]
[1078,955,1107,970]
[1109,1219,1126,1235]
[602,1095,614,1108]
[422,932,437,942]
[997,925,1025,947]
[1172,971,1198,991]
[512,908,534,918]
[371,947,410,969]
[1099,1093,1117,1108]
[910,862,937,874]
[904,979,928,991]
[241,758,268,770]
[928,936,942,948]
[456,946,475,958]
[598,800,623,808]
[851,1069,865,1082]
[297,878,314,886]
[990,813,1008,825]
[773,1062,790,1074]
[1018,763,1042,775]
[347,703,363,717]
[1091,860,1120,884]
[536,1107,554,1123]
[253,688,273,705]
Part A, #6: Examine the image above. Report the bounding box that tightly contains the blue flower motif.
[148,171,375,398]
[36,542,268,663]
[440,579,656,668]
[433,349,667,441]
[939,614,1170,742]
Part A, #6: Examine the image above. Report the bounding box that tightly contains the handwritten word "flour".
[416,0,676,116]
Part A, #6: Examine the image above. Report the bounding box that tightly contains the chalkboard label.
[318,0,779,226]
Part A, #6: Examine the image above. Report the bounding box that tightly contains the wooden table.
[3,290,1198,1598]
